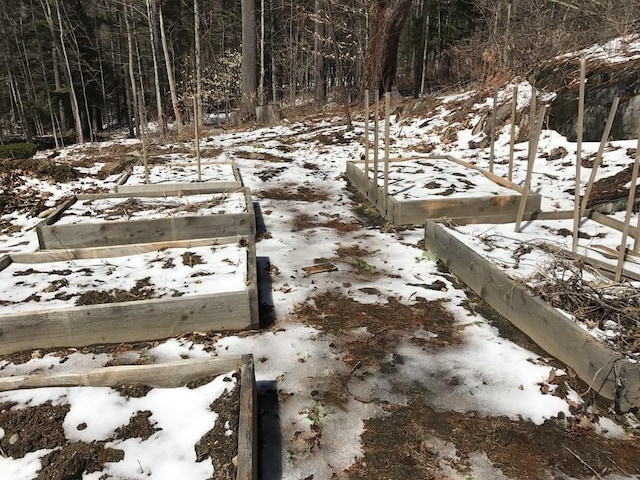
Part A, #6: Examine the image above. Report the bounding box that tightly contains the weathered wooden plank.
[589,211,639,240]
[245,238,260,328]
[38,214,254,250]
[79,187,246,200]
[428,209,575,226]
[0,356,247,391]
[0,291,252,355]
[237,355,257,480]
[11,236,240,263]
[392,192,541,226]
[115,181,243,195]
[424,220,640,412]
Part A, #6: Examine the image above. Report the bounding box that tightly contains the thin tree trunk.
[158,1,183,134]
[124,2,139,137]
[241,0,257,117]
[52,0,83,143]
[147,0,165,134]
[194,0,202,127]
[325,0,352,129]
[314,0,326,106]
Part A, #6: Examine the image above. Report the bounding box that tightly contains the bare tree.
[241,0,257,117]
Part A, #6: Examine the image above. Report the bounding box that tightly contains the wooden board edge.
[424,220,640,412]
[0,356,246,391]
[115,181,243,195]
[246,238,260,329]
[237,354,257,480]
[13,236,245,263]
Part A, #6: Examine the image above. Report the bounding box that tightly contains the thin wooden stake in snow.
[364,89,370,197]
[193,96,202,182]
[515,105,546,233]
[373,90,380,202]
[580,96,619,217]
[528,83,536,162]
[633,131,640,254]
[384,91,391,211]
[138,88,149,184]
[508,84,518,181]
[572,57,586,253]
[489,87,498,173]
[615,134,640,281]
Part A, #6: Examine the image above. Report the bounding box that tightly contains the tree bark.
[158,0,183,134]
[241,0,257,118]
[313,0,326,106]
[146,0,165,134]
[364,0,412,97]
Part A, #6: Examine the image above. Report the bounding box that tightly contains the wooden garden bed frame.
[0,356,257,480]
[114,160,243,194]
[424,220,640,412]
[36,187,256,250]
[346,155,542,226]
[0,237,259,355]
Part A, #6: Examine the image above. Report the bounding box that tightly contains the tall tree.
[241,0,257,117]
[364,0,412,96]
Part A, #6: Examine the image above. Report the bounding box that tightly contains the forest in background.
[0,0,638,145]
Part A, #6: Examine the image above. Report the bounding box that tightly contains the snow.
[0,242,248,313]
[1,58,640,478]
[0,371,237,480]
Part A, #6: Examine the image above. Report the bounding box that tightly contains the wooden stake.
[364,89,370,197]
[615,135,640,281]
[580,96,619,217]
[194,96,202,182]
[508,84,518,181]
[572,57,586,253]
[384,92,391,210]
[515,105,546,233]
[528,83,536,162]
[373,90,379,202]
[137,88,149,184]
[489,87,498,173]
[633,131,640,254]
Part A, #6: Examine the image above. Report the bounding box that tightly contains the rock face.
[535,59,640,142]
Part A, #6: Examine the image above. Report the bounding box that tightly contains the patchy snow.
[1,66,640,479]
[0,242,248,313]
[123,161,237,185]
[0,370,237,480]
[54,191,247,225]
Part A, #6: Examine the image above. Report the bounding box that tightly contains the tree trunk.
[193,0,202,127]
[158,0,183,134]
[124,2,139,137]
[364,0,412,97]
[53,0,84,143]
[241,0,257,118]
[314,0,326,106]
[147,0,165,134]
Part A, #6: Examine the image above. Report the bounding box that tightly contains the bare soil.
[0,377,239,480]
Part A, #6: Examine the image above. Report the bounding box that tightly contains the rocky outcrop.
[535,59,640,142]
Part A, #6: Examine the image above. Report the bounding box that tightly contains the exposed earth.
[1,101,640,479]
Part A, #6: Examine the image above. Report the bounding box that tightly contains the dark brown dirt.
[195,372,241,480]
[75,277,156,306]
[0,376,238,480]
[296,292,459,369]
[259,185,330,202]
[585,162,640,208]
[346,397,640,480]
[0,158,79,183]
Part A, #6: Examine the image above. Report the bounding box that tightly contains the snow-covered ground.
[1,70,639,478]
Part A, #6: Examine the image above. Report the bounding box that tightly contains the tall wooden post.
[572,57,586,253]
[364,89,370,196]
[489,88,498,173]
[515,105,546,233]
[508,84,518,181]
[615,142,640,281]
[384,92,391,211]
[194,96,201,182]
[580,96,619,216]
[373,91,380,202]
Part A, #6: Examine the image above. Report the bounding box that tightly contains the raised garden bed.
[0,237,259,355]
[36,188,256,250]
[0,355,256,480]
[115,161,243,194]
[346,155,542,225]
[424,219,640,412]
